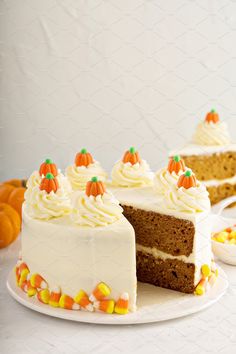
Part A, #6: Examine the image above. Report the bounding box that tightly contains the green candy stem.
[185,170,192,177]
[173,155,180,162]
[91,176,98,182]
[211,108,215,113]
[80,148,87,154]
[46,173,54,179]
[129,147,136,154]
[45,158,52,164]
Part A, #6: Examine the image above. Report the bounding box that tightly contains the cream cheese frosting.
[27,170,72,194]
[154,167,182,196]
[193,121,231,146]
[72,191,123,227]
[111,160,154,188]
[162,181,211,214]
[66,161,107,191]
[25,185,72,220]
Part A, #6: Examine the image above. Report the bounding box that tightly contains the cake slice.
[170,110,236,205]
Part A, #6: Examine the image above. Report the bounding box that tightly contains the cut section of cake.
[19,168,137,314]
[111,153,212,294]
[66,149,107,190]
[170,110,236,205]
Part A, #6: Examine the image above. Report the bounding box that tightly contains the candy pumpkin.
[205,109,219,124]
[177,170,197,189]
[86,177,106,197]
[122,147,141,165]
[4,179,27,188]
[0,183,26,217]
[75,148,94,167]
[39,158,58,177]
[0,203,21,249]
[40,173,59,193]
[168,155,185,174]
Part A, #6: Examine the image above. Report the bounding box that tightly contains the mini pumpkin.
[0,203,21,249]
[122,147,141,165]
[177,170,197,189]
[167,155,185,174]
[75,148,94,167]
[39,158,58,177]
[86,176,106,197]
[4,179,27,188]
[40,173,59,193]
[0,183,26,218]
[205,109,219,124]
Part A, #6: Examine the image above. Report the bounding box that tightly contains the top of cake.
[111,147,154,188]
[66,149,107,191]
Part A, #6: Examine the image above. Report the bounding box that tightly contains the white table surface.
[1,237,236,354]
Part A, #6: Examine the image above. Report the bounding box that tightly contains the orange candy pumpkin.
[75,149,94,167]
[0,203,21,249]
[0,183,26,218]
[39,159,58,177]
[168,155,185,174]
[86,177,106,197]
[177,170,197,189]
[205,109,219,124]
[122,147,141,165]
[40,173,59,194]
[4,179,27,188]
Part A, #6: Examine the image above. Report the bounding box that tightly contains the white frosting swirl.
[154,167,183,196]
[27,171,72,194]
[66,161,107,190]
[162,182,210,214]
[72,192,123,227]
[111,160,154,188]
[193,121,231,146]
[25,186,72,220]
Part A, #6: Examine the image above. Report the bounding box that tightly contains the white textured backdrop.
[1,0,236,180]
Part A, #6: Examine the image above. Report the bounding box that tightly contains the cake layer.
[137,251,195,293]
[21,207,137,311]
[122,205,194,257]
[207,183,236,205]
[180,151,236,181]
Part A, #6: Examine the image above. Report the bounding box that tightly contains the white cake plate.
[7,266,228,325]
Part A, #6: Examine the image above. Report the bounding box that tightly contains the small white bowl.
[211,197,236,266]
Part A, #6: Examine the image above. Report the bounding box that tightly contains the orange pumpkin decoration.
[0,203,21,249]
[4,179,27,188]
[177,170,197,189]
[168,155,185,174]
[0,183,26,218]
[122,147,141,165]
[39,158,58,177]
[205,109,219,124]
[75,148,94,167]
[40,173,59,193]
[86,176,106,197]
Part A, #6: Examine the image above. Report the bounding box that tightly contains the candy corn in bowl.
[211,218,236,266]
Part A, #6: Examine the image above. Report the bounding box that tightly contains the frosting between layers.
[203,174,236,187]
[111,160,154,188]
[162,182,211,214]
[193,121,230,146]
[136,244,194,263]
[154,167,183,196]
[66,161,107,190]
[72,192,123,227]
[25,187,72,220]
[27,170,72,194]
[170,143,236,157]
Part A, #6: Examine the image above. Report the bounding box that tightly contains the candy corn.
[37,289,50,304]
[49,287,61,308]
[194,277,207,295]
[27,280,37,297]
[59,294,80,310]
[89,282,111,302]
[18,262,29,275]
[18,268,30,287]
[94,299,115,314]
[114,293,129,315]
[74,290,93,312]
[30,274,47,289]
[201,264,211,277]
[20,280,28,293]
[14,266,20,285]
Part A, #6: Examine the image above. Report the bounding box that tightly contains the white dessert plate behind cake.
[7,265,228,325]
